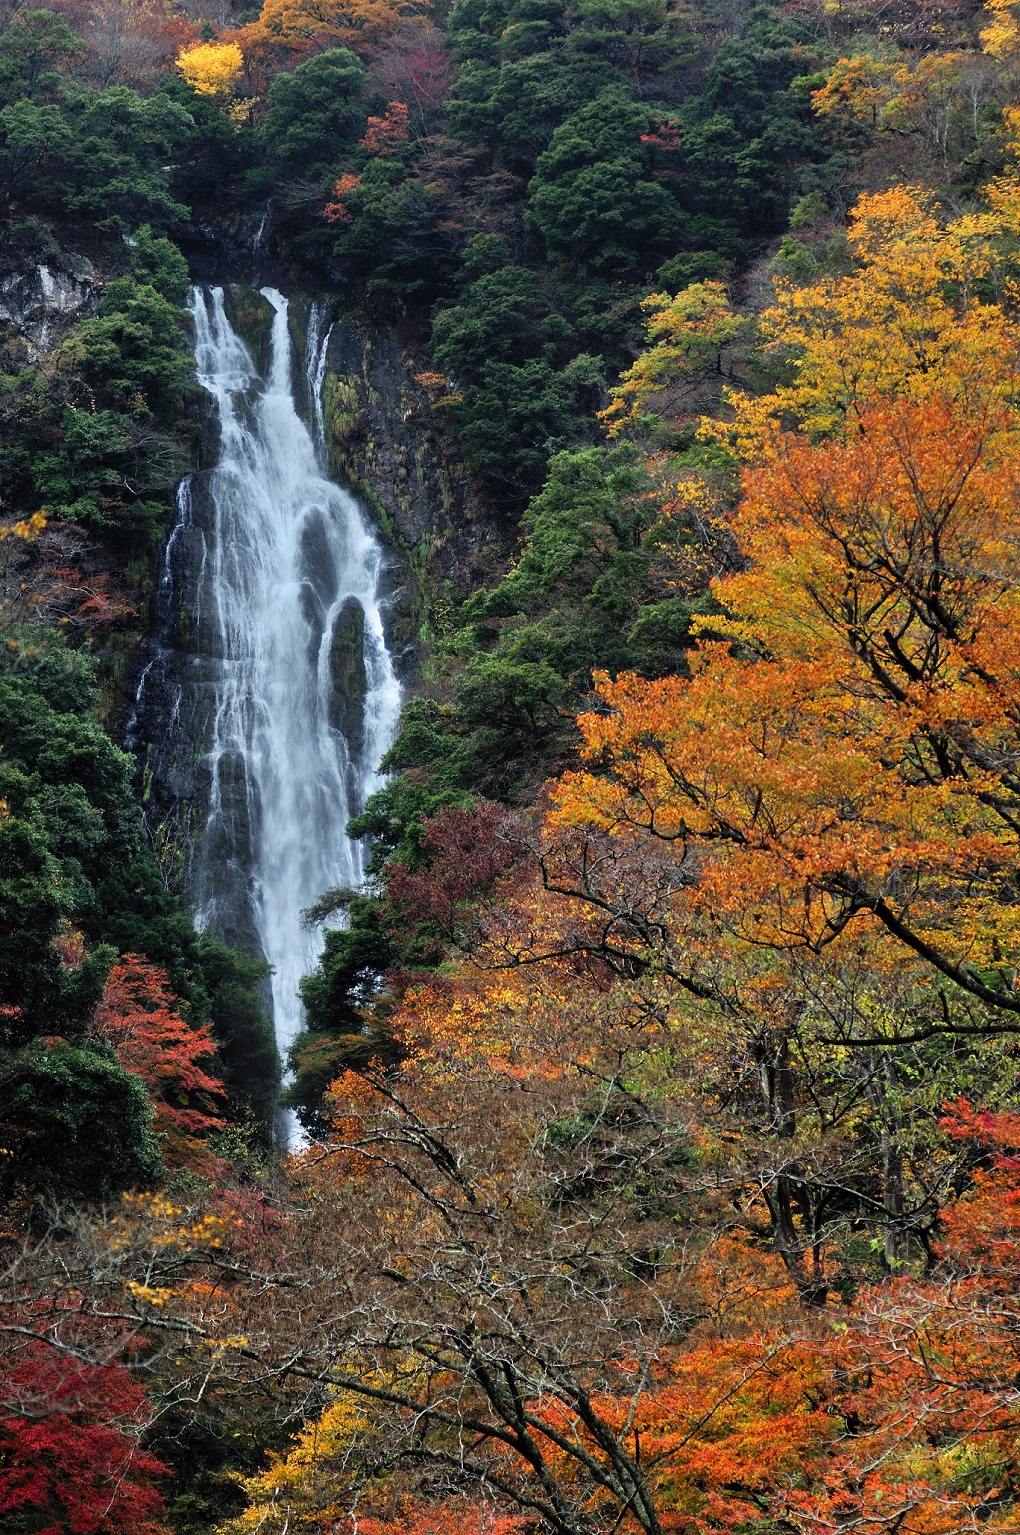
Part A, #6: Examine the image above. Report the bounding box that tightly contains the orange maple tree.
[360,98,409,153]
[553,393,1020,1021]
[324,170,364,223]
[232,0,423,82]
[548,173,1020,1035]
[778,1104,1020,1535]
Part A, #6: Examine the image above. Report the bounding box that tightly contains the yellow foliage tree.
[0,509,46,542]
[811,51,978,168]
[176,39,243,95]
[222,1398,377,1535]
[233,0,422,76]
[717,183,1020,450]
[604,186,1020,454]
[810,52,901,125]
[983,0,1020,58]
[600,281,748,437]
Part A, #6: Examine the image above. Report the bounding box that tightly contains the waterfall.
[304,300,332,457]
[138,285,401,1103]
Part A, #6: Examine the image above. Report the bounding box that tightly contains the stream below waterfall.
[134,286,401,1106]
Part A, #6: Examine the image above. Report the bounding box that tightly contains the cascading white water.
[184,284,401,1084]
[305,299,332,456]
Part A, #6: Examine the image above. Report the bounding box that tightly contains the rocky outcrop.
[328,596,367,761]
[222,284,275,379]
[321,317,501,620]
[0,259,98,352]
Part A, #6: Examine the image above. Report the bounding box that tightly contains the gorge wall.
[0,237,501,1111]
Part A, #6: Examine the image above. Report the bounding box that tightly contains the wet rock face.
[321,317,501,638]
[329,597,367,761]
[130,286,501,920]
[132,463,295,959]
[0,261,97,351]
[222,284,275,378]
[131,471,238,920]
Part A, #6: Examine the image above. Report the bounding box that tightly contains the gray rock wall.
[0,258,98,353]
[321,315,500,664]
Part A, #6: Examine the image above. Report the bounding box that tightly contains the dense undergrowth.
[6,0,1020,1527]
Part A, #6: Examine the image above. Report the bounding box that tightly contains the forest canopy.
[6,0,1020,1528]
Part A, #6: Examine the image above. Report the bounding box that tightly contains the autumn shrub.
[0,1344,170,1535]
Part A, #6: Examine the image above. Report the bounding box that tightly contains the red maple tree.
[95,955,226,1169]
[0,1343,169,1535]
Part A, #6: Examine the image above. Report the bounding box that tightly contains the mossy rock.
[287,295,311,374]
[323,373,366,448]
[222,286,275,375]
[329,597,367,761]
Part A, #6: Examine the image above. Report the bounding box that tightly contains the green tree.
[567,0,697,81]
[0,1040,161,1202]
[526,85,680,272]
[262,47,366,176]
[0,640,281,1160]
[471,443,651,622]
[673,8,825,243]
[195,936,279,1139]
[451,50,614,175]
[59,278,190,417]
[289,896,396,1132]
[0,9,83,105]
[332,158,459,304]
[59,84,193,228]
[129,225,191,304]
[0,98,73,204]
[432,265,602,501]
[0,787,71,1035]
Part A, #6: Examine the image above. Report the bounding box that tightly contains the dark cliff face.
[208,281,503,669]
[208,283,503,670]
[319,314,502,663]
[127,466,243,930]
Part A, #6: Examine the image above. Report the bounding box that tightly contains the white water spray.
[184,285,400,1079]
